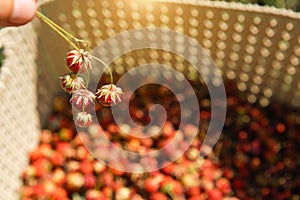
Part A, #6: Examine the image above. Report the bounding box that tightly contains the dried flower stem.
[36,11,88,51]
[90,55,114,85]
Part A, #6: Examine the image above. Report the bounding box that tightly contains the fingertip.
[9,0,37,25]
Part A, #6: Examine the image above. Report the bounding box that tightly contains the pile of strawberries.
[20,82,238,200]
[219,82,300,200]
[21,79,300,200]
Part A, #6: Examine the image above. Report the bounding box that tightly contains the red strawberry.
[161,162,175,175]
[202,167,217,181]
[160,177,183,195]
[162,121,175,138]
[52,168,66,185]
[145,177,160,193]
[33,184,45,196]
[66,160,80,172]
[188,195,205,200]
[100,172,114,187]
[216,178,231,194]
[86,189,103,200]
[186,186,201,197]
[115,187,131,200]
[131,194,145,200]
[150,192,168,200]
[84,173,97,188]
[94,161,106,174]
[28,148,44,161]
[40,130,53,144]
[58,128,73,141]
[43,180,56,195]
[233,178,244,190]
[39,144,53,157]
[222,167,234,179]
[21,186,34,198]
[126,138,141,152]
[140,137,153,147]
[109,161,125,176]
[49,151,65,167]
[66,172,85,191]
[186,147,200,161]
[80,160,94,174]
[144,173,164,193]
[172,180,184,195]
[56,142,75,158]
[33,158,52,177]
[76,146,90,160]
[52,187,68,200]
[72,132,92,147]
[22,165,36,179]
[181,173,200,188]
[102,186,113,199]
[95,84,123,106]
[201,178,214,191]
[208,188,223,200]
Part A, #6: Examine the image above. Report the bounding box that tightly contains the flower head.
[95,84,123,107]
[60,73,85,93]
[66,49,91,73]
[70,89,95,111]
[74,111,93,128]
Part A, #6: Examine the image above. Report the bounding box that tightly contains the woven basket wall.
[0,23,40,199]
[1,0,300,199]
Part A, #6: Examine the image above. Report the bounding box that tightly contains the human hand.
[0,0,37,27]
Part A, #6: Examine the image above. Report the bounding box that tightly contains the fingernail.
[9,0,37,24]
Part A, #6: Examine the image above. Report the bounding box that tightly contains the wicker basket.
[1,0,300,199]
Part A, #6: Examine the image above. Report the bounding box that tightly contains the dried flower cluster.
[35,11,123,128]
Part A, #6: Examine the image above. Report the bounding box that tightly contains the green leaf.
[0,47,5,69]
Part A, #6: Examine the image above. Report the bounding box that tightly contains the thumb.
[0,0,37,27]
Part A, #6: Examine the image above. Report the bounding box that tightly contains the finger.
[0,0,37,27]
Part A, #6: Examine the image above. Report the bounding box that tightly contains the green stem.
[36,11,80,51]
[90,55,114,85]
[85,69,90,89]
[84,71,91,112]
[36,11,90,50]
[36,12,73,39]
